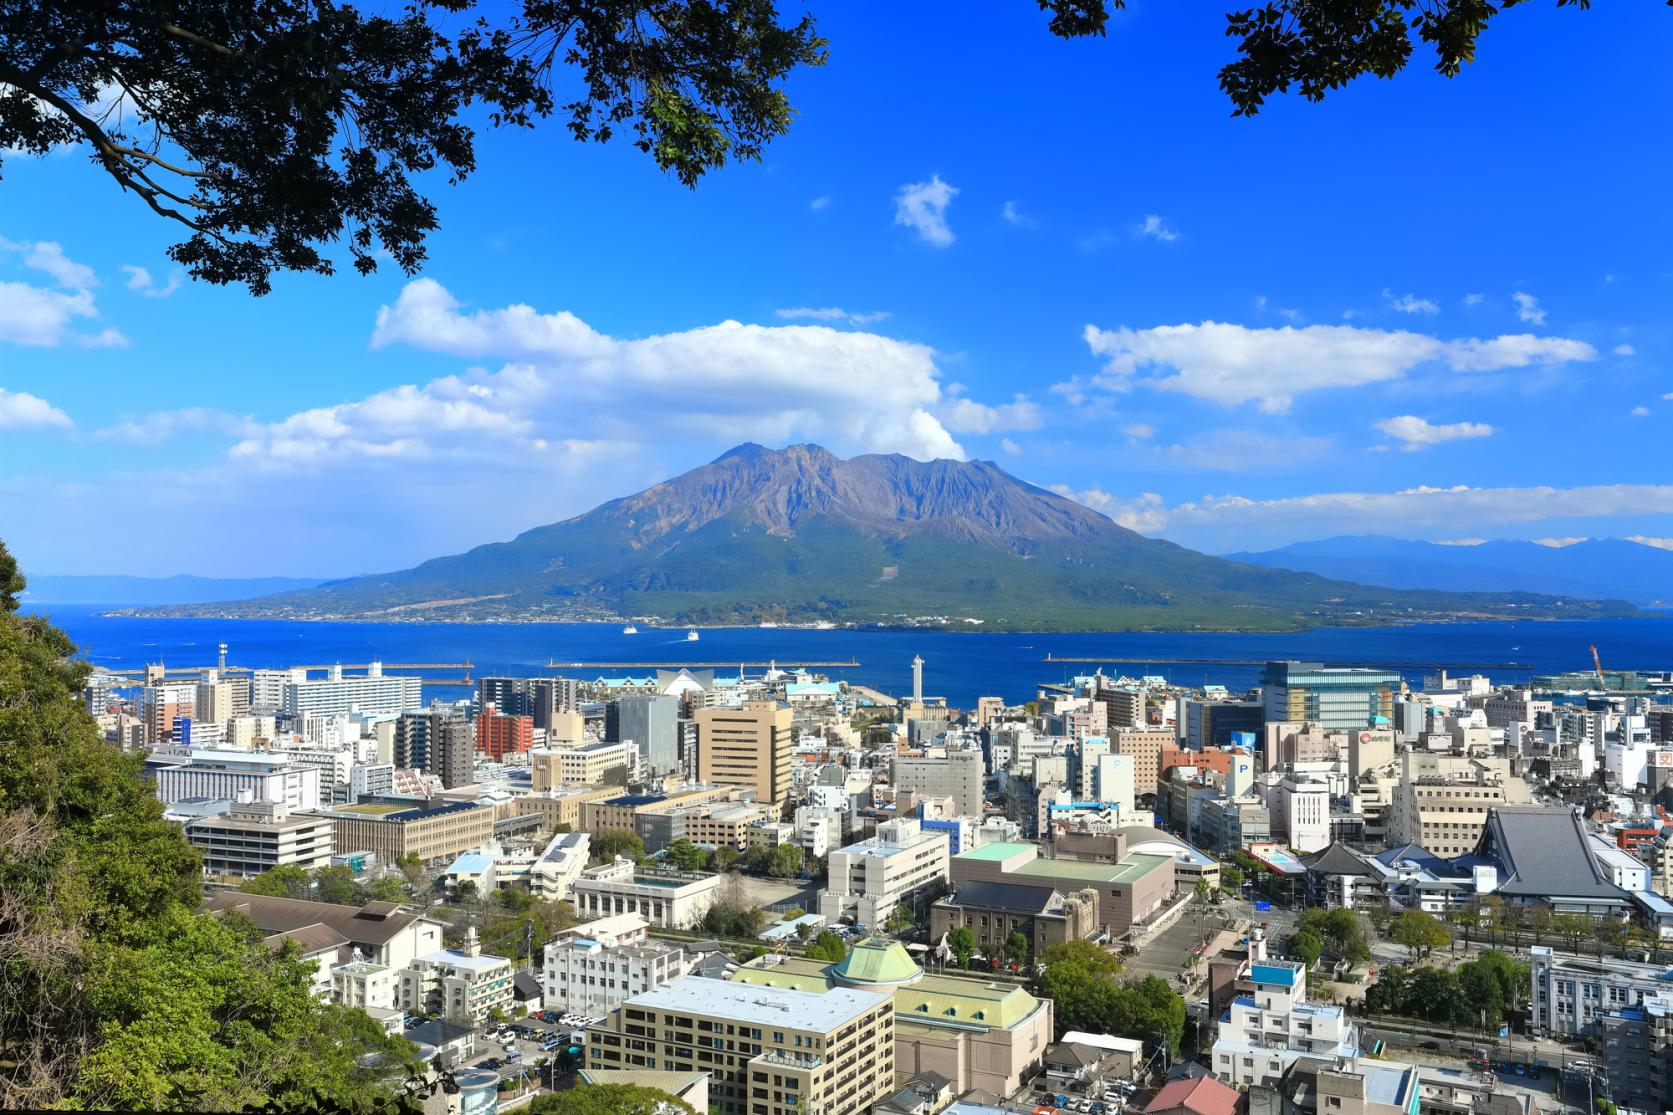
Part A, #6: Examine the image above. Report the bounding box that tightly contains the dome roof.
[830,939,924,987]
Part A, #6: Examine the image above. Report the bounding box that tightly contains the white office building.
[283,664,422,718]
[543,935,691,1017]
[1529,945,1672,1036]
[820,816,950,928]
[154,749,322,811]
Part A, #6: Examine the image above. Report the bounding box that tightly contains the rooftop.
[620,975,889,1032]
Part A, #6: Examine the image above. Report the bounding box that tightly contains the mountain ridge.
[134,446,1637,630]
[1228,534,1673,607]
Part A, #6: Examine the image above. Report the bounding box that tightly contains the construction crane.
[1590,644,1608,694]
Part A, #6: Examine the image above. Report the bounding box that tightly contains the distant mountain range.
[23,574,324,606]
[1227,535,1673,607]
[133,444,1635,630]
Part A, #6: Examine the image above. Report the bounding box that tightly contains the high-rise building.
[891,750,984,817]
[476,676,580,730]
[695,701,793,806]
[195,672,251,727]
[475,703,533,762]
[394,709,474,788]
[139,682,197,744]
[1259,661,1399,733]
[608,694,680,776]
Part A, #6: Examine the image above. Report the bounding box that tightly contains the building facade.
[695,701,794,806]
[821,817,951,928]
[185,798,335,877]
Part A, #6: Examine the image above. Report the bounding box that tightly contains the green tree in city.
[1290,929,1324,969]
[1005,931,1032,965]
[591,828,646,864]
[948,927,976,966]
[663,838,710,872]
[709,845,741,873]
[1219,865,1243,892]
[1389,910,1451,963]
[495,887,537,914]
[528,1083,696,1115]
[805,931,848,962]
[363,876,410,903]
[396,852,425,886]
[764,842,803,879]
[0,539,416,1109]
[701,901,765,939]
[1551,913,1592,953]
[313,864,361,905]
[1038,941,1185,1051]
[1363,964,1412,1016]
[455,880,480,905]
[241,863,313,899]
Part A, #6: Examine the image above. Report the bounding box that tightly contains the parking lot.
[458,1009,594,1086]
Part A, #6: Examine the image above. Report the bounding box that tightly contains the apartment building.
[185,798,335,877]
[476,675,580,729]
[1113,729,1172,796]
[398,928,515,1024]
[695,701,794,806]
[324,799,496,864]
[1211,934,1358,1087]
[892,750,984,817]
[543,935,691,1017]
[139,682,197,744]
[394,709,474,789]
[476,704,534,762]
[820,817,950,928]
[283,664,421,718]
[585,976,896,1115]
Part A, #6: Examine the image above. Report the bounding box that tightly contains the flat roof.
[623,976,889,1032]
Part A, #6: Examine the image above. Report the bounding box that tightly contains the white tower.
[912,655,924,704]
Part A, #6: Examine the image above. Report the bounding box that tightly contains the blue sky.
[2,2,1671,577]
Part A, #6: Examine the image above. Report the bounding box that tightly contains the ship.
[622,625,638,635]
[686,629,700,642]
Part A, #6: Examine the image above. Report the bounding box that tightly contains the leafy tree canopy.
[1038,940,1185,1051]
[529,1082,696,1115]
[591,828,646,865]
[0,0,826,293]
[805,930,847,962]
[663,838,710,872]
[1390,909,1451,960]
[0,539,414,1109]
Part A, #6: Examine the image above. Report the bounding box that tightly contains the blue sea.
[32,605,1673,707]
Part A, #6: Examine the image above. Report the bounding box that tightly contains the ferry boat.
[622,625,639,635]
[686,629,700,642]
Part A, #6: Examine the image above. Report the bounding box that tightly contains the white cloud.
[260,277,1013,468]
[1512,290,1547,325]
[0,236,127,347]
[1632,405,1652,417]
[1000,438,1022,456]
[1087,482,1673,549]
[1136,215,1179,242]
[1434,538,1486,546]
[1000,200,1031,227]
[121,264,183,298]
[774,306,891,326]
[1533,536,1587,548]
[1614,344,1637,357]
[1463,293,1485,307]
[1075,321,1597,413]
[938,394,1043,434]
[1158,429,1334,471]
[1373,414,1494,449]
[1121,423,1154,439]
[0,387,73,430]
[1383,289,1439,315]
[1048,486,1169,532]
[893,175,958,247]
[810,195,831,211]
[1627,535,1673,551]
[95,407,252,445]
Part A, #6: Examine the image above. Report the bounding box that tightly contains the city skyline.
[2,4,1670,577]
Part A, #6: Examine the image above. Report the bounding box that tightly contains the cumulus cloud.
[893,175,958,247]
[810,195,831,211]
[1383,289,1439,315]
[1122,423,1154,439]
[1048,486,1170,532]
[774,306,891,325]
[1632,405,1652,417]
[0,236,127,348]
[1000,438,1022,456]
[1614,344,1637,357]
[1627,536,1673,551]
[1001,200,1029,226]
[1136,215,1179,242]
[121,265,183,298]
[243,277,1010,469]
[1533,537,1587,548]
[1074,321,1597,413]
[0,387,73,430]
[1463,293,1485,307]
[1511,290,1546,325]
[1373,414,1494,449]
[1434,538,1487,546]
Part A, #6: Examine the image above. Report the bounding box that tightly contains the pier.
[549,659,861,670]
[1043,654,1534,670]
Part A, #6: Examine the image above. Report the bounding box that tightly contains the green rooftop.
[830,939,923,987]
[333,803,408,816]
[733,950,1045,1031]
[956,842,1032,861]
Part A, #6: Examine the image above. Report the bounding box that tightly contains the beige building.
[185,798,335,878]
[570,861,723,928]
[733,939,1054,1100]
[324,799,496,864]
[696,701,794,806]
[1113,729,1172,796]
[531,740,632,789]
[948,838,1174,940]
[587,976,895,1115]
[513,784,621,831]
[578,784,747,834]
[1388,751,1530,858]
